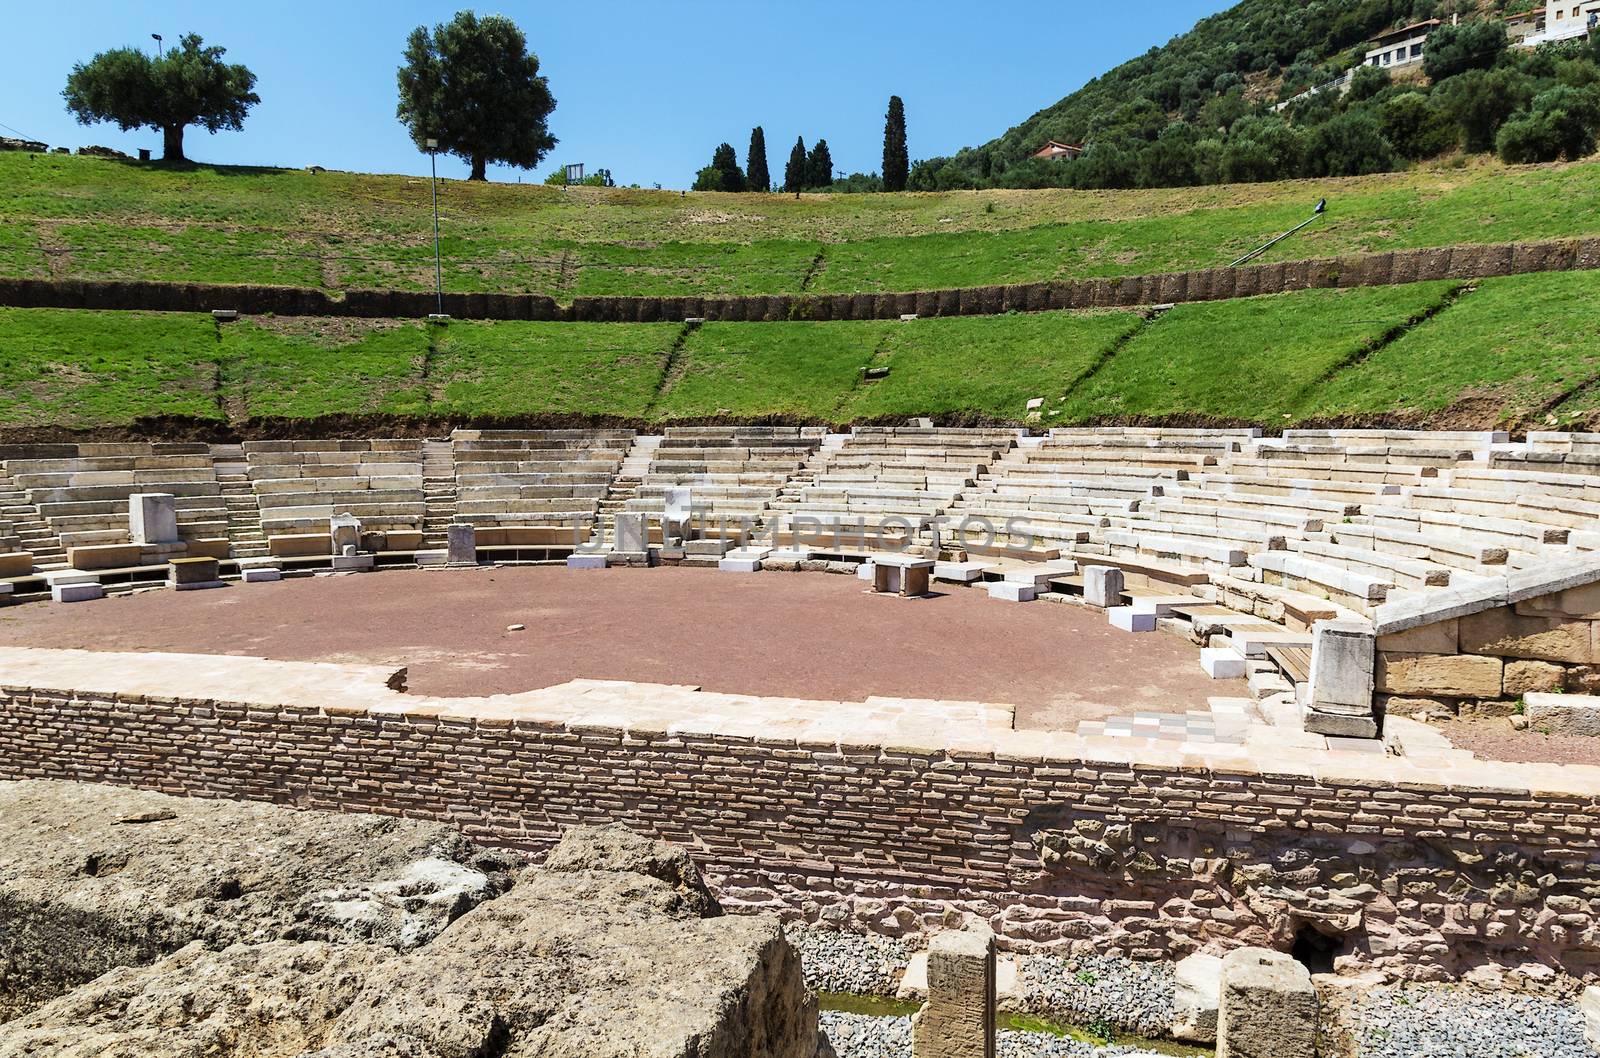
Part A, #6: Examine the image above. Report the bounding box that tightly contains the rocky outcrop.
[0,780,517,1022]
[543,820,724,918]
[0,783,818,1058]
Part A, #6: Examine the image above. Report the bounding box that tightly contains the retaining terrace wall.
[2,237,1598,322]
[1,680,1596,981]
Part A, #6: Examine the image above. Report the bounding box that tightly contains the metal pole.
[1229,202,1326,268]
[430,148,443,316]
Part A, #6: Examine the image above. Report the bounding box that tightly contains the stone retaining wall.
[1,669,1596,981]
[2,237,1597,322]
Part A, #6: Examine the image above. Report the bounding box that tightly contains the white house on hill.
[1523,1,1600,44]
[1364,19,1441,70]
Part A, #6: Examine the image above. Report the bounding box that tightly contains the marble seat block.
[414,549,449,567]
[1082,564,1124,609]
[911,925,996,1058]
[1201,647,1248,679]
[52,582,105,603]
[986,581,1036,603]
[129,492,179,545]
[566,553,608,570]
[330,554,375,572]
[873,554,934,597]
[934,561,991,584]
[613,513,648,555]
[446,524,478,566]
[169,556,223,591]
[1109,606,1157,632]
[241,567,283,583]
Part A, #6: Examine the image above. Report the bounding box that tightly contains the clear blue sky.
[2,1,1229,188]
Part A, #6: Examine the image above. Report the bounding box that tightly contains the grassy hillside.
[4,273,1597,432]
[4,152,1599,298]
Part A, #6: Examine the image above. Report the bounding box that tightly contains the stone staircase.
[766,433,848,517]
[591,435,660,548]
[420,438,458,548]
[210,444,270,560]
[0,468,66,572]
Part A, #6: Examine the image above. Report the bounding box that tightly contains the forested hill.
[909,0,1600,190]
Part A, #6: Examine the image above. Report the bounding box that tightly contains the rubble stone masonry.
[0,648,1597,982]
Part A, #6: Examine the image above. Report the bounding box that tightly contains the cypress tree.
[806,138,834,188]
[882,95,909,192]
[746,126,770,192]
[710,142,745,192]
[784,135,806,192]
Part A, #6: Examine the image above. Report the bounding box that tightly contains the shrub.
[1382,91,1457,158]
[1423,19,1509,81]
[1304,109,1397,176]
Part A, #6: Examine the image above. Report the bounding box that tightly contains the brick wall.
[2,683,1597,980]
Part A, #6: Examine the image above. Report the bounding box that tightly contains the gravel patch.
[1018,951,1176,1038]
[1353,985,1590,1058]
[819,1012,1172,1058]
[788,924,911,996]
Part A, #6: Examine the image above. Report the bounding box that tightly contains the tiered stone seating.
[766,427,1021,550]
[0,443,228,570]
[626,427,824,531]
[243,440,426,555]
[450,430,634,548]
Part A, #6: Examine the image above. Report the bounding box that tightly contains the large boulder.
[544,822,724,918]
[1215,947,1317,1058]
[0,780,517,1021]
[1170,952,1222,1044]
[0,782,818,1058]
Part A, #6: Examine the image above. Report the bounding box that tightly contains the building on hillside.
[1364,19,1441,70]
[1505,6,1547,42]
[1029,140,1084,161]
[1521,1,1599,44]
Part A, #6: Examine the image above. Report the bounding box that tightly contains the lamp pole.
[427,138,443,317]
[1230,199,1328,268]
[151,34,163,57]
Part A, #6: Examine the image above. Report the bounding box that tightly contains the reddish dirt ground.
[0,566,1241,731]
[1429,716,1600,766]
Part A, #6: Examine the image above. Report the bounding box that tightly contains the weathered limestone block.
[1306,620,1375,715]
[543,823,723,919]
[1581,985,1599,1052]
[1514,581,1600,621]
[128,493,178,545]
[1460,607,1600,665]
[446,523,476,566]
[1523,693,1600,737]
[613,512,648,556]
[1171,952,1222,1043]
[330,513,362,557]
[1376,619,1459,655]
[1376,652,1503,699]
[912,925,996,1058]
[168,556,222,591]
[1216,947,1317,1058]
[1083,565,1124,609]
[1503,659,1566,696]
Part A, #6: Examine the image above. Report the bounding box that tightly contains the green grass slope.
[4,152,1598,298]
[5,272,1598,433]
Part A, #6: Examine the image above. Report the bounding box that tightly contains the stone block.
[1517,580,1600,620]
[986,581,1035,603]
[0,552,32,578]
[1201,647,1247,679]
[1581,985,1599,1052]
[1460,607,1599,665]
[1082,565,1124,609]
[242,567,282,583]
[934,561,991,584]
[911,925,995,1058]
[613,513,648,555]
[1377,619,1459,655]
[446,524,477,566]
[1503,659,1566,696]
[1108,606,1156,632]
[719,557,762,573]
[128,493,178,545]
[330,554,375,572]
[330,513,362,557]
[1304,709,1379,738]
[1523,693,1600,737]
[51,582,105,603]
[169,556,223,591]
[567,553,608,570]
[1216,947,1316,1058]
[1306,619,1375,714]
[1376,652,1503,699]
[415,549,448,567]
[1171,953,1222,1044]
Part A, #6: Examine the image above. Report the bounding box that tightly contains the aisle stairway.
[210,444,269,560]
[419,438,458,548]
[0,468,66,571]
[592,435,660,547]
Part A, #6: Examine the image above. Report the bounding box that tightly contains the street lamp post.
[151,34,163,57]
[426,138,444,319]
